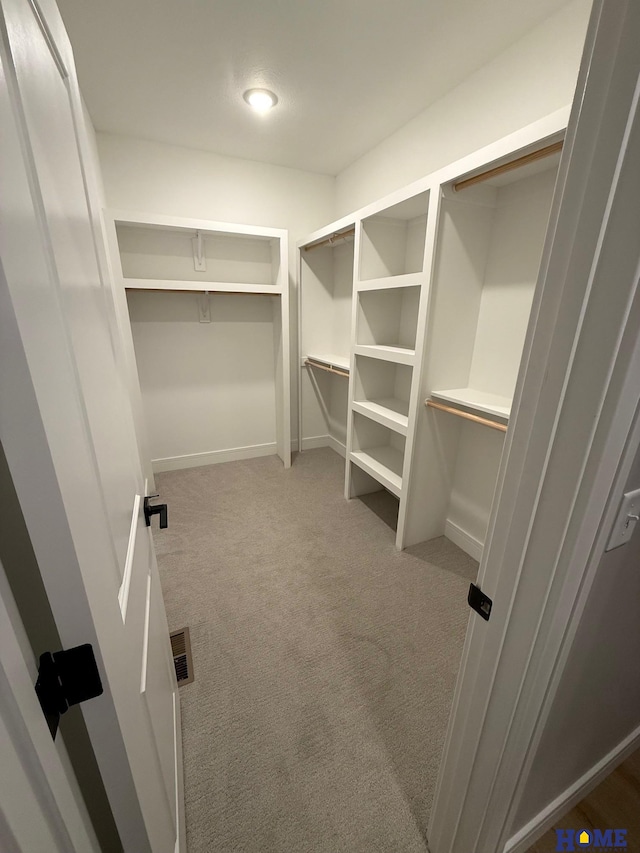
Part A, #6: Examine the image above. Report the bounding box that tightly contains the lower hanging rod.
[426,399,507,432]
[305,359,349,378]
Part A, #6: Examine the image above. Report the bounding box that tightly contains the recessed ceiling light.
[243,88,278,113]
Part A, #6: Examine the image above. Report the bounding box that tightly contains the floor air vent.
[170,628,194,686]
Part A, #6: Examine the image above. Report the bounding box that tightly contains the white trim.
[505,724,640,853]
[444,520,483,562]
[108,208,287,241]
[296,434,330,451]
[117,493,141,619]
[153,437,346,472]
[123,278,283,295]
[293,434,347,457]
[152,442,278,472]
[172,690,186,853]
[327,435,347,458]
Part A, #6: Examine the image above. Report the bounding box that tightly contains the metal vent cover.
[170,627,194,686]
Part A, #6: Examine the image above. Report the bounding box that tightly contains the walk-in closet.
[105,110,568,850]
[10,0,599,850]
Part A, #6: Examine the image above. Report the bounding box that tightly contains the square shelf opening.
[360,191,429,281]
[356,286,420,351]
[353,357,412,432]
[116,223,280,286]
[350,412,405,496]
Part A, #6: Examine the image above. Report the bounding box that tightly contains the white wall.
[97,133,335,460]
[98,134,334,237]
[334,0,590,216]
[127,290,280,469]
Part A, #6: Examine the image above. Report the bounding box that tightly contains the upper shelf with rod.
[107,210,287,295]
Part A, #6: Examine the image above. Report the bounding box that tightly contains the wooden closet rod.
[453,140,563,193]
[426,399,507,432]
[305,359,349,378]
[304,228,356,252]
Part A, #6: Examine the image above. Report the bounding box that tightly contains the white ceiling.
[57,0,571,176]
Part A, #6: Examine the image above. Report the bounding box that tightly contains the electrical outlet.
[606,487,640,551]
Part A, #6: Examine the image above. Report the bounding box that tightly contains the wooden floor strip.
[527,749,640,852]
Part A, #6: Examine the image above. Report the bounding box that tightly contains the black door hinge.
[468,583,492,621]
[35,644,103,739]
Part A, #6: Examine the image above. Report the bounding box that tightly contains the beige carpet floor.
[153,447,477,853]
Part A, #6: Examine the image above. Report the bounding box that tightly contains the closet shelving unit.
[346,188,438,544]
[298,107,569,559]
[105,210,291,471]
[298,220,356,457]
[404,118,567,559]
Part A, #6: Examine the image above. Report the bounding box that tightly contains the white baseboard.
[445,519,484,562]
[327,435,346,458]
[505,723,640,853]
[295,434,346,458]
[153,436,348,473]
[297,434,330,451]
[152,442,277,472]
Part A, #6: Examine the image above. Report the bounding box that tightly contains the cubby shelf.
[356,272,424,292]
[349,447,404,497]
[353,344,415,365]
[430,388,511,422]
[352,400,409,435]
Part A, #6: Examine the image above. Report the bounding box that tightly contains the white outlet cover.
[606,486,640,551]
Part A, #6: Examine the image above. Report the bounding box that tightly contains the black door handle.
[35,644,103,739]
[144,495,168,529]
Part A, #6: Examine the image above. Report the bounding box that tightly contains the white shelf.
[110,209,284,240]
[353,344,415,365]
[305,353,350,372]
[430,388,511,422]
[349,446,404,497]
[356,272,424,292]
[123,278,281,295]
[352,399,409,435]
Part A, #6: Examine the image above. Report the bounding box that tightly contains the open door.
[429,2,640,851]
[0,0,185,850]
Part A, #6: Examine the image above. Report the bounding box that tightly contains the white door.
[0,0,185,850]
[0,556,100,853]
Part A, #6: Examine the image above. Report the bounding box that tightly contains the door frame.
[429,2,640,851]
